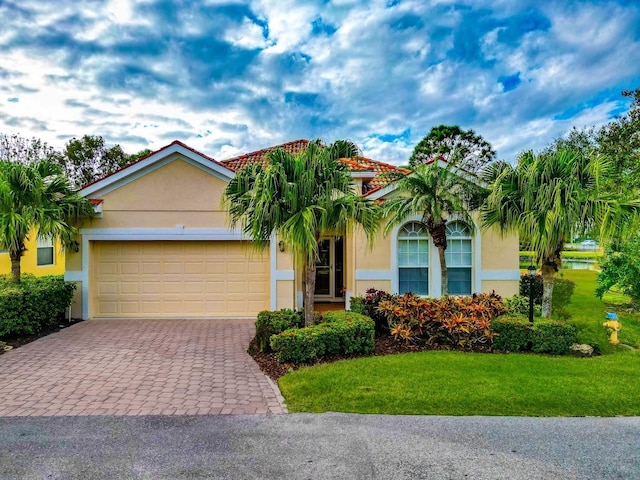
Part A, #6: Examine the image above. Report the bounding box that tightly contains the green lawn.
[561,269,640,351]
[279,350,639,416]
[279,269,640,416]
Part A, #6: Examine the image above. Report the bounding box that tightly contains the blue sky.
[1,0,639,165]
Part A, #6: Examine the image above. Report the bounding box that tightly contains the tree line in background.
[0,133,151,188]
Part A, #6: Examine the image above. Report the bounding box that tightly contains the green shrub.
[254,309,303,353]
[596,235,640,302]
[531,320,578,355]
[270,312,374,364]
[491,314,533,352]
[504,295,529,315]
[0,275,75,337]
[323,311,376,355]
[552,277,576,316]
[349,288,396,336]
[520,274,543,305]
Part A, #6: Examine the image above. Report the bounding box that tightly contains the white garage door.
[90,241,269,318]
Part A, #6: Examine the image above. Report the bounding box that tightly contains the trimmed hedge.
[270,311,375,364]
[491,314,578,355]
[531,320,578,355]
[0,275,76,337]
[491,314,533,352]
[254,309,303,353]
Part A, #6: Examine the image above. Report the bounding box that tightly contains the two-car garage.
[90,241,270,318]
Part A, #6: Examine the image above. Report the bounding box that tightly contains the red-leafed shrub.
[377,291,506,350]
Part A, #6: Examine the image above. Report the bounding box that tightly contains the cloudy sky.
[1,0,639,165]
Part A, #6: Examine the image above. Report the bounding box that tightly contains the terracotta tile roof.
[220,139,311,172]
[220,140,409,196]
[347,157,411,196]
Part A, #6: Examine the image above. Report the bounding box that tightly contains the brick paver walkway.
[0,319,287,416]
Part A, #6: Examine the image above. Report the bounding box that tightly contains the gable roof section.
[220,139,311,171]
[220,140,409,197]
[79,140,234,198]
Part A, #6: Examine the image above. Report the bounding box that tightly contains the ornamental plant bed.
[248,335,463,381]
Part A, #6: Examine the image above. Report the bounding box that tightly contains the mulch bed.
[0,319,84,353]
[249,336,454,381]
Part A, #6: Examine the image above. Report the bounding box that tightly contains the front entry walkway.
[0,319,287,416]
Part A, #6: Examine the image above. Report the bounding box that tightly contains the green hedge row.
[269,311,375,364]
[0,275,76,337]
[254,309,303,353]
[491,314,578,355]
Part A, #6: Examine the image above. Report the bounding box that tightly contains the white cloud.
[0,0,638,167]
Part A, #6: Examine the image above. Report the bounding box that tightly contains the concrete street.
[1,413,638,479]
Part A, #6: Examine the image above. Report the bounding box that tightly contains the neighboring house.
[65,140,519,320]
[0,232,65,276]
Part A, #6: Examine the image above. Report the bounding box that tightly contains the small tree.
[0,161,95,282]
[223,139,381,326]
[596,235,640,303]
[482,149,639,317]
[0,133,59,165]
[58,135,132,187]
[409,125,496,173]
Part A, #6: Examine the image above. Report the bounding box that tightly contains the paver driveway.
[0,319,287,416]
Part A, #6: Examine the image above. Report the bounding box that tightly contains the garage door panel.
[91,241,270,318]
[163,262,183,274]
[163,281,183,294]
[142,282,161,294]
[120,302,140,314]
[142,262,161,274]
[99,282,118,295]
[98,262,118,275]
[120,282,139,294]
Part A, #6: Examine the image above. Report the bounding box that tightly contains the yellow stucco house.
[65,140,519,320]
[1,233,65,276]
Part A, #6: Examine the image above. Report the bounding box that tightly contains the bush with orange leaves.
[377,292,506,350]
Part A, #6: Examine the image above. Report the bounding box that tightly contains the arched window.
[445,221,472,295]
[397,222,429,295]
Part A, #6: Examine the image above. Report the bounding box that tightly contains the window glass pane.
[37,247,54,266]
[399,267,429,295]
[36,236,54,248]
[398,223,430,294]
[446,221,470,237]
[447,267,471,295]
[446,239,472,267]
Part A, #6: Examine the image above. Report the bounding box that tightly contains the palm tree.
[0,160,95,283]
[223,139,381,326]
[481,149,639,318]
[383,159,481,296]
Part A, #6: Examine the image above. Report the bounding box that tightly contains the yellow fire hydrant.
[603,312,621,345]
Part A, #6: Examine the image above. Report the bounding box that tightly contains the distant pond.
[519,256,599,270]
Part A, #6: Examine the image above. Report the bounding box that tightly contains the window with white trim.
[37,236,54,266]
[398,222,429,295]
[445,222,472,295]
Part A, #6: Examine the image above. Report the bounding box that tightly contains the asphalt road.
[1,414,638,479]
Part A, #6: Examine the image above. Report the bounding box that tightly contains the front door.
[314,237,344,301]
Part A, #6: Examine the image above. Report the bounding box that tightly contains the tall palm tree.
[383,159,481,296]
[223,139,381,326]
[481,149,639,318]
[0,160,95,283]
